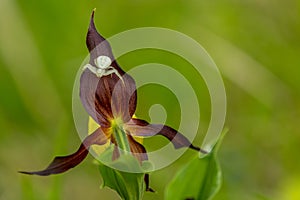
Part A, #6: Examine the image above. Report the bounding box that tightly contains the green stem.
[112,125,131,154]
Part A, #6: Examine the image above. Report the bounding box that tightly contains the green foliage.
[21,177,36,200]
[98,145,153,173]
[97,160,146,200]
[165,131,226,200]
[1,0,299,199]
[96,145,155,200]
[165,153,221,200]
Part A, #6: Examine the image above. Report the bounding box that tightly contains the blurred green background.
[0,0,300,199]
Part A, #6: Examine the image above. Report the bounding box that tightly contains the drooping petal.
[144,174,155,192]
[110,135,121,161]
[109,130,147,162]
[80,10,137,126]
[112,144,121,161]
[125,118,207,153]
[19,127,108,176]
[127,134,148,163]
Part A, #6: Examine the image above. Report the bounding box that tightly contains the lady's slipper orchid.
[20,11,205,182]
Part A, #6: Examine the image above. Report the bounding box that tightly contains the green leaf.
[98,162,145,200]
[97,146,153,173]
[96,146,151,200]
[165,130,227,200]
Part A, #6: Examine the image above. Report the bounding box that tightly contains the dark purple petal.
[125,118,207,153]
[112,145,121,161]
[95,73,137,123]
[86,9,115,65]
[109,131,147,162]
[80,70,110,127]
[86,10,124,74]
[110,135,120,161]
[144,174,155,192]
[127,134,148,163]
[124,118,158,137]
[80,10,137,125]
[80,70,138,126]
[19,127,108,176]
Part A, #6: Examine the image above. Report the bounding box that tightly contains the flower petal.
[80,70,138,126]
[144,174,155,192]
[80,10,137,126]
[109,133,148,163]
[125,118,207,153]
[80,70,110,126]
[127,134,148,163]
[86,9,116,66]
[110,135,120,161]
[94,73,137,123]
[19,127,108,176]
[124,118,158,137]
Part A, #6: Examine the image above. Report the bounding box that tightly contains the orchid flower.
[20,11,206,188]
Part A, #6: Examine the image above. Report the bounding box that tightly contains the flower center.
[110,118,130,154]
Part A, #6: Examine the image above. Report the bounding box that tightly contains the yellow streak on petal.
[88,117,110,155]
[131,115,143,144]
[88,114,143,155]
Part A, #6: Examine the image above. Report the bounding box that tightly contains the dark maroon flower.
[20,10,205,184]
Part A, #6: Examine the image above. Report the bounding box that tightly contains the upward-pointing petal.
[86,9,124,75]
[80,10,138,124]
[86,9,114,63]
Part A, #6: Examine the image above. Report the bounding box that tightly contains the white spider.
[83,55,124,83]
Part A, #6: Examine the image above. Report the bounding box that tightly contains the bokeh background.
[0,0,300,199]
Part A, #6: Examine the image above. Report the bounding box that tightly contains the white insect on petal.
[86,55,124,84]
[82,63,98,74]
[95,56,112,69]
